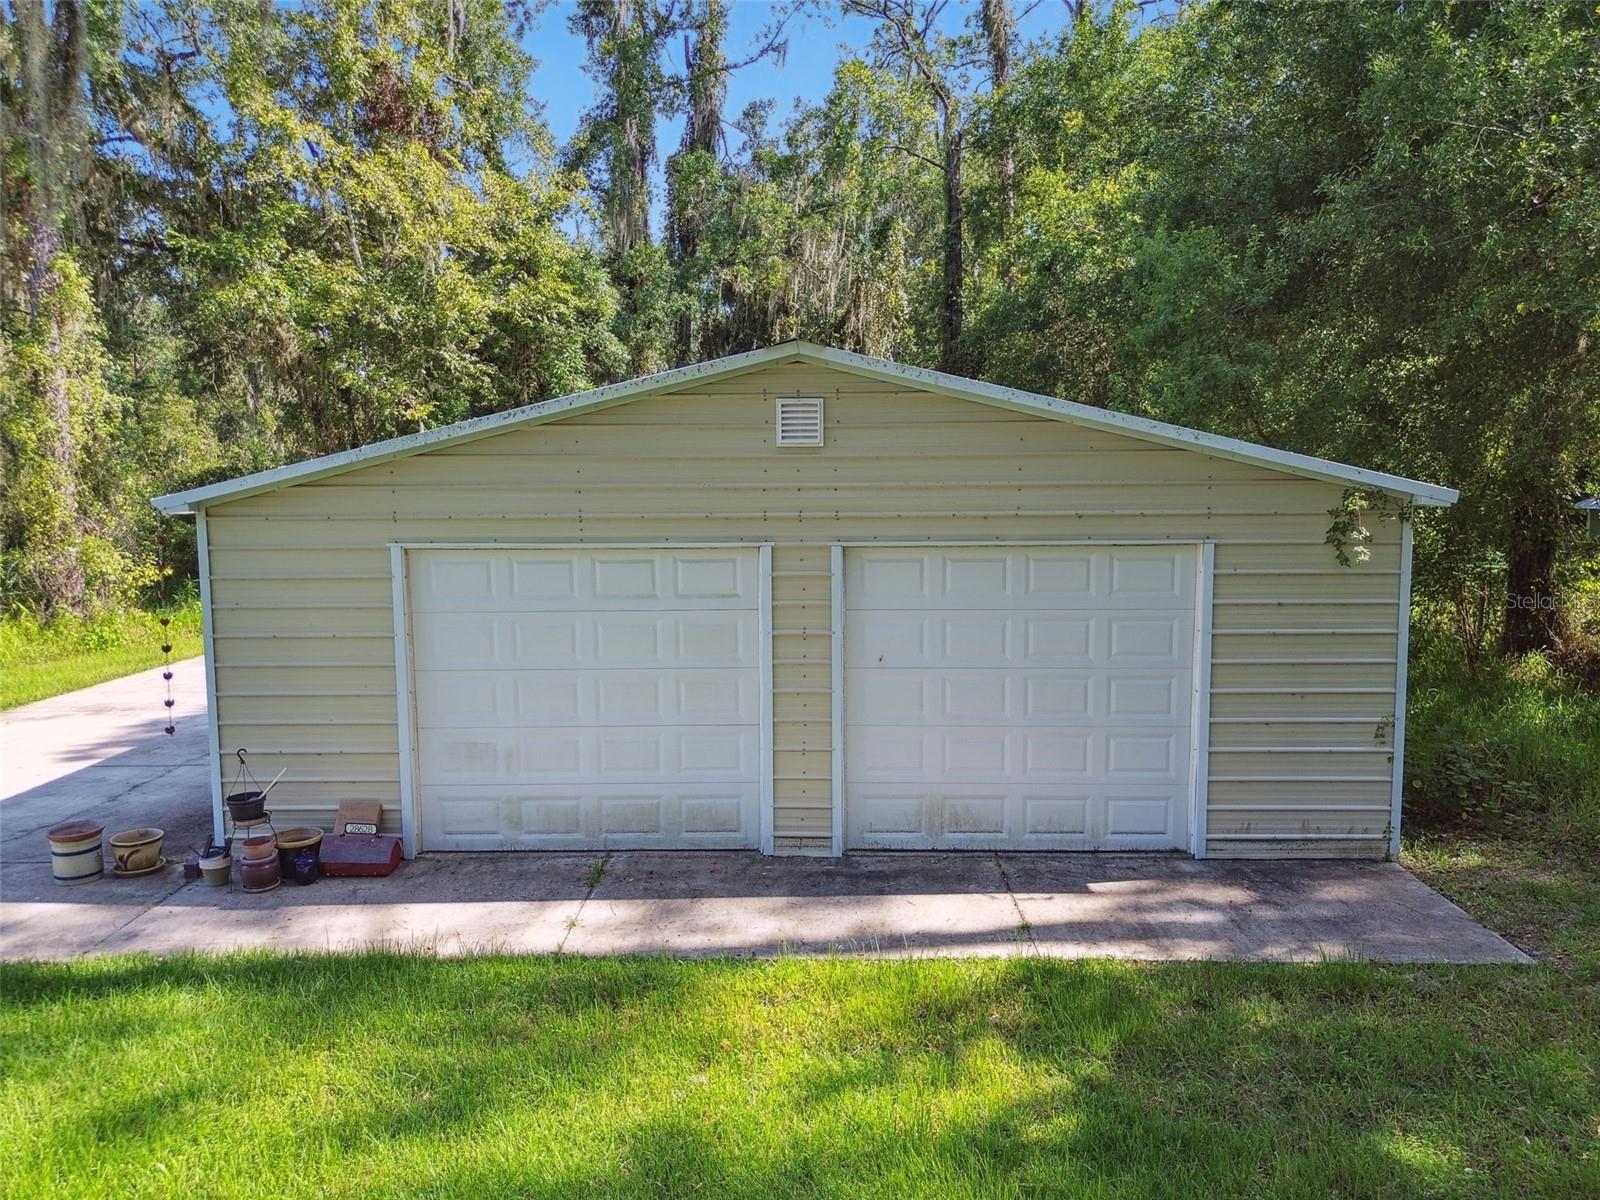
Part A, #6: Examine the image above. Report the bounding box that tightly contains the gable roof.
[152,341,1458,514]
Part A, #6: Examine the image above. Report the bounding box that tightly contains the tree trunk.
[940,126,965,371]
[14,0,90,615]
[670,0,727,365]
[39,299,87,615]
[981,0,1016,236]
[1501,497,1563,656]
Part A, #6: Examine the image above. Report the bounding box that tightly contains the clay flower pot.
[240,836,278,862]
[238,854,281,893]
[108,828,164,874]
[199,854,232,887]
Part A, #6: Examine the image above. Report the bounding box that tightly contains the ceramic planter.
[108,827,164,874]
[275,827,324,885]
[238,854,281,893]
[199,854,232,887]
[47,820,105,886]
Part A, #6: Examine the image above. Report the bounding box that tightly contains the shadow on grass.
[2,953,1596,1198]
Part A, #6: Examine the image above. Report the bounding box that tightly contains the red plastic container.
[321,834,402,877]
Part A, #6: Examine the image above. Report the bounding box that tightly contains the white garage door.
[409,548,762,850]
[845,546,1196,850]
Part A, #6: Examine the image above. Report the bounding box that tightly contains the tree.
[1132,0,1600,654]
[164,0,622,450]
[841,0,983,371]
[979,0,1015,236]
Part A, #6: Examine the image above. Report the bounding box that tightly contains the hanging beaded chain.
[160,615,176,736]
[156,523,176,736]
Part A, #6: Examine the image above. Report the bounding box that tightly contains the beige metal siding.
[769,543,836,854]
[202,360,1403,856]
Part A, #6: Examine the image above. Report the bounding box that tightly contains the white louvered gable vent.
[775,397,824,446]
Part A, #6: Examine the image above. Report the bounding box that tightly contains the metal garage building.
[154,343,1457,860]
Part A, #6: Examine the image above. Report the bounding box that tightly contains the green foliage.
[1406,629,1600,847]
[0,594,201,708]
[0,257,196,614]
[172,1,623,450]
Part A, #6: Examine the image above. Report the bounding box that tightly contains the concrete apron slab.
[566,852,1031,958]
[1000,855,1532,964]
[1,851,1530,964]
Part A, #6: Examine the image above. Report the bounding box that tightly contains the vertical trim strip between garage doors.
[831,544,845,857]
[759,544,775,855]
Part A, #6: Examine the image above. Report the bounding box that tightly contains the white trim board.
[759,544,776,856]
[153,342,1458,514]
[196,510,225,847]
[390,545,419,858]
[1189,542,1216,859]
[1388,518,1415,859]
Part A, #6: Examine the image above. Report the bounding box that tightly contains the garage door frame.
[390,541,775,856]
[831,540,1215,858]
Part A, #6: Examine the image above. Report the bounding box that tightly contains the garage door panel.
[1106,615,1186,664]
[848,670,1181,725]
[417,725,757,784]
[412,548,756,612]
[410,547,761,851]
[1108,550,1189,600]
[847,785,1188,850]
[845,546,1196,852]
[413,610,756,671]
[420,784,759,850]
[846,725,1185,784]
[414,669,758,728]
[849,611,1190,669]
[847,547,1194,610]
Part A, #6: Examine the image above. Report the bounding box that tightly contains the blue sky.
[524,1,1080,154]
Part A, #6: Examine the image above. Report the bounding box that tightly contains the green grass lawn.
[0,602,203,709]
[2,841,1598,1200]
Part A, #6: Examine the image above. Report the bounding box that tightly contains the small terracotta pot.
[240,836,278,862]
[238,854,281,893]
[108,827,164,874]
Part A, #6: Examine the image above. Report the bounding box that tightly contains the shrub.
[1405,631,1600,848]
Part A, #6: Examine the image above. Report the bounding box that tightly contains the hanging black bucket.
[226,791,266,823]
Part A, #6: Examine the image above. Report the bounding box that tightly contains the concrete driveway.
[1,664,1530,964]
